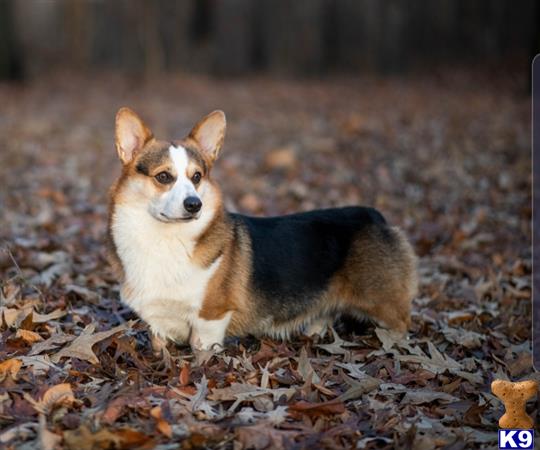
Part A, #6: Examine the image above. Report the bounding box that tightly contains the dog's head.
[113,108,226,223]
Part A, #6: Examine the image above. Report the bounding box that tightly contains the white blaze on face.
[153,145,200,220]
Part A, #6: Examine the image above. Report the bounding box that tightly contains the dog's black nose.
[184,196,202,214]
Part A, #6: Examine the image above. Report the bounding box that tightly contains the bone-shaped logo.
[491,379,538,429]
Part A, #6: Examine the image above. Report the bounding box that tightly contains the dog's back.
[229,207,417,337]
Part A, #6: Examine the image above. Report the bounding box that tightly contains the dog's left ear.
[189,110,226,162]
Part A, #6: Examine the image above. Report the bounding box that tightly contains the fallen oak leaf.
[28,333,74,356]
[191,375,210,412]
[315,327,359,356]
[150,406,173,438]
[1,306,33,328]
[296,347,321,384]
[114,428,153,448]
[39,413,61,450]
[15,329,43,344]
[19,355,64,376]
[235,422,296,450]
[375,327,406,351]
[453,369,484,385]
[25,383,75,415]
[101,394,150,425]
[259,361,270,389]
[32,309,67,324]
[174,375,222,419]
[235,406,279,425]
[289,399,345,417]
[111,335,147,370]
[51,321,134,364]
[0,422,38,444]
[396,341,461,374]
[208,383,296,403]
[0,358,23,382]
[101,397,129,425]
[442,327,484,349]
[337,371,381,402]
[252,395,274,412]
[64,425,123,450]
[402,389,460,405]
[446,310,475,325]
[1,307,20,328]
[313,383,338,398]
[30,253,72,287]
[335,362,368,380]
[65,284,100,303]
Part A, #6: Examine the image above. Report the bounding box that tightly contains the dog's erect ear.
[189,110,226,162]
[115,107,153,164]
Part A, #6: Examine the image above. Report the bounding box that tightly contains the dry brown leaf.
[114,429,152,448]
[209,383,296,403]
[315,328,359,356]
[0,358,23,382]
[101,397,128,425]
[1,306,33,328]
[397,342,462,374]
[150,406,173,438]
[0,423,38,444]
[296,347,321,384]
[179,362,190,386]
[64,425,123,450]
[51,321,133,364]
[402,389,460,405]
[235,422,295,450]
[375,327,406,351]
[32,309,67,324]
[29,333,74,356]
[1,307,20,328]
[27,383,75,415]
[289,400,345,416]
[337,372,381,401]
[19,355,60,376]
[16,329,43,344]
[39,414,62,450]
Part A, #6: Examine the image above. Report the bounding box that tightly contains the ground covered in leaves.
[0,70,533,449]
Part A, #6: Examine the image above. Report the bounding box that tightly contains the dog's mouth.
[158,212,199,223]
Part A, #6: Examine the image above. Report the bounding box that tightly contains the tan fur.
[198,216,256,336]
[326,226,417,332]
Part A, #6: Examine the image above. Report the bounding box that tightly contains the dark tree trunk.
[0,0,23,80]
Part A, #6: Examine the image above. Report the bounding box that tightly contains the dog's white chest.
[111,205,220,341]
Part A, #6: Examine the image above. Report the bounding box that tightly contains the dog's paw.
[189,332,224,353]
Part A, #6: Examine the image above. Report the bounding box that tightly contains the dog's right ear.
[115,107,153,164]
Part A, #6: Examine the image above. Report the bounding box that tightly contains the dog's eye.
[155,171,174,184]
[191,172,202,184]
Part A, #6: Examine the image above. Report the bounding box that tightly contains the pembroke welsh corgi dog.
[108,108,418,352]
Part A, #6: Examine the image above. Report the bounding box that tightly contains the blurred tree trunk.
[334,0,408,73]
[214,0,253,75]
[12,0,64,77]
[0,0,22,80]
[259,0,326,75]
[158,0,195,70]
[64,1,90,69]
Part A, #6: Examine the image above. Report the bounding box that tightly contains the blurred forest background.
[0,0,538,79]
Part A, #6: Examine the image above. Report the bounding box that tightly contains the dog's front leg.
[190,312,232,351]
